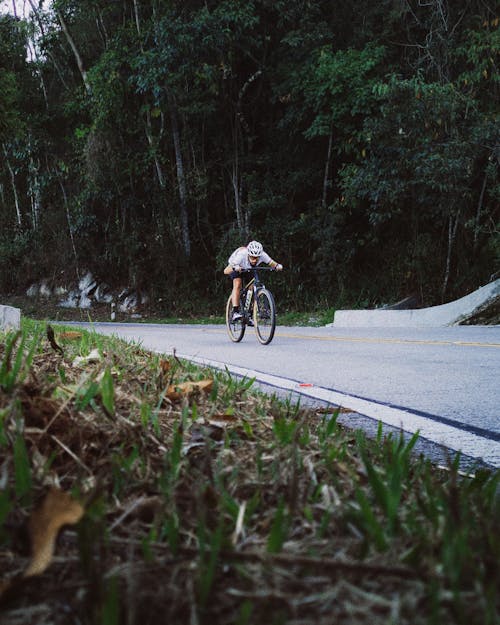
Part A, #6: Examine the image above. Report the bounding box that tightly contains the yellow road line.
[274,332,500,348]
[208,328,500,348]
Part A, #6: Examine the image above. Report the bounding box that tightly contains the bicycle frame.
[240,267,272,320]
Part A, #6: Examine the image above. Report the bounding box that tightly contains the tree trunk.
[31,51,49,110]
[27,0,69,91]
[3,144,22,227]
[133,0,142,37]
[322,125,333,209]
[134,0,167,191]
[57,174,81,280]
[57,10,92,96]
[95,8,109,49]
[473,169,488,253]
[442,208,460,301]
[230,71,262,235]
[144,107,166,188]
[167,89,190,257]
[231,152,246,235]
[28,154,42,229]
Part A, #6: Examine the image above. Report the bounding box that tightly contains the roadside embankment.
[0,304,21,331]
[332,279,500,327]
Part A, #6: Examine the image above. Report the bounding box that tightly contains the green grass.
[278,307,336,326]
[0,320,498,625]
[149,307,337,327]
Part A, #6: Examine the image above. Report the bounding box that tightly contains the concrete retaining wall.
[333,279,500,327]
[0,305,21,331]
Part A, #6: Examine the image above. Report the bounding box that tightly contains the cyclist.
[223,240,283,321]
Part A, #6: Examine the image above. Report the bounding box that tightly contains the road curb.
[0,304,21,331]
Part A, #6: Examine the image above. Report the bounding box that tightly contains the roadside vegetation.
[0,294,337,327]
[1,321,499,625]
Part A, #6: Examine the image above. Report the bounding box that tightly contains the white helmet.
[247,240,263,257]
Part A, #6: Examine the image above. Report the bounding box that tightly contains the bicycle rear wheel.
[253,288,276,345]
[226,294,246,342]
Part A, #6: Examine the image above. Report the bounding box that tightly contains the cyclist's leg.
[231,276,242,307]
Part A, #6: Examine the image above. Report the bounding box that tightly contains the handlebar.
[235,266,281,273]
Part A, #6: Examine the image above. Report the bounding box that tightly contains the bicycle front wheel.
[253,288,276,345]
[226,294,246,342]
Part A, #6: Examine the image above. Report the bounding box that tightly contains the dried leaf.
[208,414,238,426]
[24,488,84,577]
[160,359,171,376]
[166,379,213,401]
[59,331,83,340]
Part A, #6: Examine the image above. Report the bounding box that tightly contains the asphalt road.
[71,322,500,469]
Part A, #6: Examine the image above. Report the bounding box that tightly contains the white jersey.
[228,246,273,270]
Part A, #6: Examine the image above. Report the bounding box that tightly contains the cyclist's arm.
[266,259,283,271]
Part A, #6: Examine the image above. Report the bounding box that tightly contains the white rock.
[79,272,96,295]
[94,284,113,304]
[59,291,80,308]
[39,282,51,298]
[80,294,92,309]
[0,305,21,331]
[119,293,138,313]
[73,348,101,367]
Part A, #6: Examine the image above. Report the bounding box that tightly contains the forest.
[0,0,498,315]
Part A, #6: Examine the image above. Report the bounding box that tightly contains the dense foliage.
[0,0,498,313]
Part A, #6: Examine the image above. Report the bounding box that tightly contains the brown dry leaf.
[24,488,84,577]
[58,331,83,340]
[166,379,213,401]
[160,359,171,376]
[208,414,238,425]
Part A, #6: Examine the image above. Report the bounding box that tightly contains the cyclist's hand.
[275,263,283,271]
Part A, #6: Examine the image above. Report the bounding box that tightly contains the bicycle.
[225,266,277,345]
